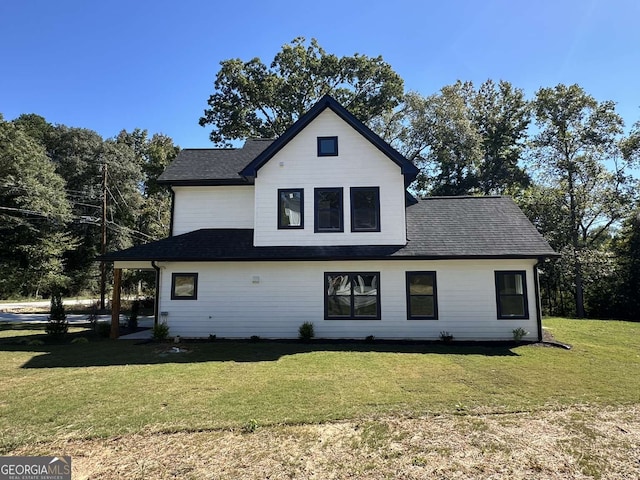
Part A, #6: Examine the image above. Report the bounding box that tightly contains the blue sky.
[1,0,639,148]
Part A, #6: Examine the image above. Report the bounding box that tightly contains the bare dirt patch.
[10,404,640,479]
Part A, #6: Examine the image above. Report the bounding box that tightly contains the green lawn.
[1,317,639,453]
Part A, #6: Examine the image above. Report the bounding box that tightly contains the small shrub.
[208,334,217,342]
[97,322,111,338]
[88,301,99,332]
[127,300,140,331]
[365,335,376,343]
[27,339,45,346]
[152,322,170,341]
[512,327,529,342]
[46,293,68,337]
[242,419,259,433]
[439,331,454,343]
[249,335,261,343]
[71,337,89,344]
[298,321,315,341]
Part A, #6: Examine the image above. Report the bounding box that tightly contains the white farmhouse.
[103,95,557,341]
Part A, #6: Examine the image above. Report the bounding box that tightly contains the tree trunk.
[574,259,585,318]
[567,167,585,318]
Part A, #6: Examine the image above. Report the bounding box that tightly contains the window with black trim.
[495,271,528,319]
[325,272,380,319]
[171,273,198,300]
[278,189,304,229]
[317,136,338,156]
[406,271,438,319]
[351,187,380,232]
[315,188,343,232]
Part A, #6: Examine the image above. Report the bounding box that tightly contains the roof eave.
[99,252,559,263]
[157,178,252,187]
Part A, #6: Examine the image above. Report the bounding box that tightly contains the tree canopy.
[199,37,404,145]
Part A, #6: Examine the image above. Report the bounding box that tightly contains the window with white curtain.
[278,189,304,229]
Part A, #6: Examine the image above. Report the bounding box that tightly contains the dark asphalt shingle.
[157,139,273,184]
[102,196,556,261]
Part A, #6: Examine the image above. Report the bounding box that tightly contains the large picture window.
[351,187,380,232]
[325,272,380,320]
[495,271,529,319]
[278,189,304,229]
[406,271,438,319]
[171,273,198,300]
[315,188,343,232]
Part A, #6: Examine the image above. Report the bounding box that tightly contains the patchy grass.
[0,317,639,470]
[10,405,640,479]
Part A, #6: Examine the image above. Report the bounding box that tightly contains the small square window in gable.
[317,136,338,156]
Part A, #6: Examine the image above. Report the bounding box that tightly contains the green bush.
[512,327,529,342]
[97,322,111,338]
[152,321,170,341]
[46,293,68,337]
[127,300,140,331]
[439,331,454,343]
[71,337,89,344]
[298,322,315,341]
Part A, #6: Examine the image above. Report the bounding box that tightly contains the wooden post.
[111,268,122,339]
[100,162,107,310]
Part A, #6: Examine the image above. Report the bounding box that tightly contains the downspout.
[534,258,544,342]
[152,261,160,327]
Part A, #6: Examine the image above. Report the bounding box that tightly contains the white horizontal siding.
[156,259,539,341]
[253,109,407,246]
[172,186,254,235]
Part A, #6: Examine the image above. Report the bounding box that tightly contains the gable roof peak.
[239,95,418,185]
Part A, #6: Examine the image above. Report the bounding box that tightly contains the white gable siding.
[253,109,407,246]
[172,185,254,235]
[157,258,539,341]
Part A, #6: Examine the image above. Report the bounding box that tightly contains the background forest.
[1,39,638,319]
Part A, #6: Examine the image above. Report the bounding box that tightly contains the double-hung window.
[315,188,343,232]
[325,272,380,319]
[351,187,380,232]
[406,271,438,319]
[495,271,529,319]
[278,189,304,229]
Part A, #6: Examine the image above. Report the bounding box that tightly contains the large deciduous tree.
[531,84,634,318]
[0,117,73,297]
[199,37,404,145]
[379,80,531,196]
[471,80,531,194]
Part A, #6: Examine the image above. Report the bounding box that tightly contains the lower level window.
[171,273,198,300]
[406,271,438,319]
[325,272,380,319]
[495,271,528,318]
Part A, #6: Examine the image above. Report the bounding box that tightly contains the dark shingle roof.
[102,196,557,262]
[157,139,273,185]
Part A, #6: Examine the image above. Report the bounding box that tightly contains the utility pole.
[100,161,107,310]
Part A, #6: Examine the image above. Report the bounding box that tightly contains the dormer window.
[317,136,338,156]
